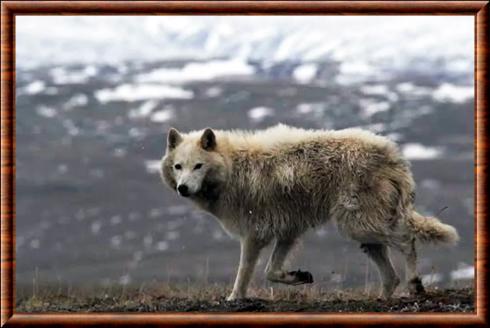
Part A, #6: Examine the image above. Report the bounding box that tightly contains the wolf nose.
[177,184,190,197]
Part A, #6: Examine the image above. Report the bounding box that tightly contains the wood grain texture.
[1,2,15,327]
[475,1,489,323]
[4,313,487,326]
[1,0,489,326]
[4,0,489,15]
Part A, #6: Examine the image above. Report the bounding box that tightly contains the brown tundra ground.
[16,283,474,313]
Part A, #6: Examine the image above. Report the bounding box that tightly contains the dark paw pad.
[360,244,368,253]
[288,270,314,284]
[408,277,426,295]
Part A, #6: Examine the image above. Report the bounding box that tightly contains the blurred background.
[15,16,474,294]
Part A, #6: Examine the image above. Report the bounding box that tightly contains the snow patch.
[128,100,158,119]
[119,274,131,285]
[165,231,180,241]
[361,84,398,102]
[360,84,390,96]
[433,83,473,103]
[205,87,223,97]
[30,239,40,249]
[292,64,318,83]
[36,106,57,118]
[95,84,193,103]
[248,106,274,122]
[136,59,255,84]
[364,123,385,133]
[110,215,122,225]
[450,264,474,280]
[295,103,325,117]
[167,205,188,216]
[113,148,127,158]
[336,61,377,85]
[50,66,97,84]
[421,179,442,190]
[57,164,68,174]
[396,82,432,96]
[149,208,163,218]
[24,81,46,94]
[150,108,174,123]
[421,273,443,285]
[91,221,102,235]
[156,241,169,251]
[145,160,161,174]
[296,103,315,115]
[359,99,390,117]
[65,94,89,109]
[143,235,153,248]
[111,235,123,248]
[402,143,441,159]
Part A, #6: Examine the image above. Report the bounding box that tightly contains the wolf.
[160,124,459,301]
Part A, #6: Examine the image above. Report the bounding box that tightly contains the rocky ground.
[17,285,474,313]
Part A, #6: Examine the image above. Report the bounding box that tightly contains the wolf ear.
[167,128,182,150]
[200,128,216,151]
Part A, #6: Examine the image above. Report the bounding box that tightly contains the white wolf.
[160,124,459,300]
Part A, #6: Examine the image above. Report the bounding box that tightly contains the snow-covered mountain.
[17,16,473,84]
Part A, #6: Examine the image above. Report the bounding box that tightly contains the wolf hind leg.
[360,243,400,299]
[265,238,313,285]
[396,238,425,295]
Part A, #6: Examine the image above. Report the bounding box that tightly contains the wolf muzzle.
[177,184,190,197]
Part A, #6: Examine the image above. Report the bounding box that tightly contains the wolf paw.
[381,276,401,299]
[408,277,426,295]
[226,292,244,301]
[360,244,368,253]
[360,243,375,253]
[288,269,314,285]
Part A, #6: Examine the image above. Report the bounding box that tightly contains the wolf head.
[160,127,228,200]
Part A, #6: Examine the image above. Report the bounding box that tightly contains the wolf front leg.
[227,237,265,301]
[265,238,313,285]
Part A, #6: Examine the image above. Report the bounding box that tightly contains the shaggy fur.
[160,124,459,300]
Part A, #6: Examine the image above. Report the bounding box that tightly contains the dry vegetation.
[16,283,474,313]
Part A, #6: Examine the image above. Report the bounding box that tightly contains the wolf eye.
[194,163,203,170]
[174,164,182,170]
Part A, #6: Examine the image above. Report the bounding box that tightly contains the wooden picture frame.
[1,1,488,326]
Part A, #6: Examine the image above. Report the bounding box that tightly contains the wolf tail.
[408,211,459,245]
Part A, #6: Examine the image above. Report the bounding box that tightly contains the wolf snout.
[177,184,190,197]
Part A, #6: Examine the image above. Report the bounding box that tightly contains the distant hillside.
[15,16,474,290]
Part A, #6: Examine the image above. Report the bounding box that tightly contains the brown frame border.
[1,1,488,326]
